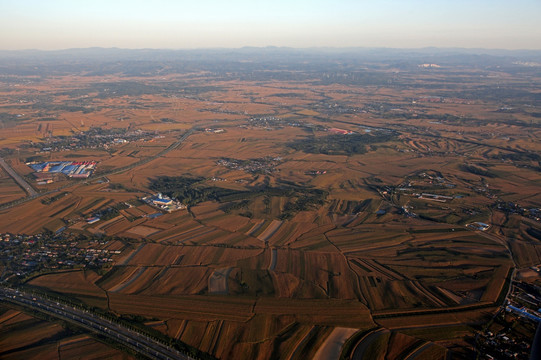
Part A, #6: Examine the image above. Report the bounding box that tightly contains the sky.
[1,0,540,50]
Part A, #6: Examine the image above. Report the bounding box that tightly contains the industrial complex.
[142,193,186,212]
[27,161,97,179]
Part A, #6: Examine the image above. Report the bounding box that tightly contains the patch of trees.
[31,103,97,113]
[220,200,251,214]
[380,111,484,125]
[177,85,224,95]
[460,164,496,178]
[288,132,396,155]
[448,87,541,104]
[56,80,224,99]
[149,176,246,206]
[271,92,304,98]
[0,147,15,157]
[328,199,372,215]
[158,117,176,123]
[94,203,129,221]
[86,127,126,136]
[150,176,328,219]
[493,152,541,162]
[314,71,392,86]
[93,81,161,98]
[0,112,22,127]
[279,190,326,220]
[40,192,68,205]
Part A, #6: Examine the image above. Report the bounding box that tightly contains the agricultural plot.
[0,312,66,359]
[352,329,447,360]
[29,270,106,298]
[58,336,136,360]
[115,267,213,295]
[0,305,132,359]
[312,327,358,360]
[0,168,26,204]
[1,50,540,359]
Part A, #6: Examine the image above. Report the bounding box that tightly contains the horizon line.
[2,45,541,53]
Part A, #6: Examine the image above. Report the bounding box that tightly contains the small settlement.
[0,232,119,281]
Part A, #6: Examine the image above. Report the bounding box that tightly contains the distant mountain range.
[1,46,540,61]
[1,47,540,78]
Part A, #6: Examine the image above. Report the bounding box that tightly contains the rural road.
[0,286,195,360]
[0,157,38,196]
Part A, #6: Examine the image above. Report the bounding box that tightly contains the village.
[476,278,541,360]
[216,156,282,174]
[0,232,121,283]
[30,127,156,154]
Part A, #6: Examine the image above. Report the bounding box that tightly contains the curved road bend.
[0,287,195,360]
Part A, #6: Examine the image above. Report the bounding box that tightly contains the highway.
[0,157,38,197]
[0,287,195,360]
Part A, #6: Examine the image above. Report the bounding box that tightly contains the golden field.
[1,54,539,359]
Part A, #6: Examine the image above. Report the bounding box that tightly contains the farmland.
[0,47,540,359]
[0,305,132,359]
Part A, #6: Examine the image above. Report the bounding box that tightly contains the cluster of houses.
[0,233,120,281]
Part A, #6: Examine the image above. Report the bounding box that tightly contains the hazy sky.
[1,0,540,50]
